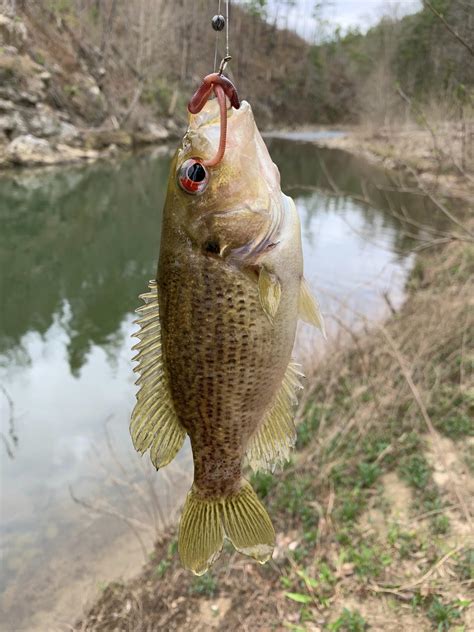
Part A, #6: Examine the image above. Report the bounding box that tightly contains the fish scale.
[159,250,290,498]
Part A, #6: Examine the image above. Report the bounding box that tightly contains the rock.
[18,90,39,105]
[0,55,46,104]
[89,85,101,97]
[63,72,108,124]
[58,121,79,144]
[0,98,14,111]
[84,129,132,150]
[5,133,100,166]
[0,14,28,52]
[0,86,17,101]
[28,104,61,137]
[0,110,27,137]
[6,134,57,165]
[133,121,170,146]
[3,45,18,56]
[55,143,100,163]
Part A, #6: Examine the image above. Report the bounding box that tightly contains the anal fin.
[246,360,304,472]
[130,280,185,469]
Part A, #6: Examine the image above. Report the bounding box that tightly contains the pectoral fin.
[130,280,185,469]
[299,278,326,338]
[258,267,281,322]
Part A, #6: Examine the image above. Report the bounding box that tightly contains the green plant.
[189,573,218,597]
[427,597,462,631]
[345,543,391,578]
[328,608,368,631]
[154,559,170,578]
[275,474,319,530]
[455,548,473,581]
[432,514,450,535]
[251,471,275,498]
[399,454,431,489]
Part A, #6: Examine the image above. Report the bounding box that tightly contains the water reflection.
[0,150,170,373]
[0,140,444,630]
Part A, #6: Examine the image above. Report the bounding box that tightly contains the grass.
[189,573,218,597]
[328,609,368,631]
[410,595,470,632]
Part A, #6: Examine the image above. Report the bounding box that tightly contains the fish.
[130,77,324,575]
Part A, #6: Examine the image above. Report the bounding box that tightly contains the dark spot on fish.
[204,240,220,254]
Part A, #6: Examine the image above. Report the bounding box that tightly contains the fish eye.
[178,158,209,195]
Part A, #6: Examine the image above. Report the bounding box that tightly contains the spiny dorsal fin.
[130,280,185,469]
[299,278,326,338]
[246,360,304,472]
[258,266,281,323]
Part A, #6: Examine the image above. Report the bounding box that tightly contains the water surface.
[0,140,441,630]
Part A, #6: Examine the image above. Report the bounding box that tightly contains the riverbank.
[310,122,474,204]
[76,149,473,629]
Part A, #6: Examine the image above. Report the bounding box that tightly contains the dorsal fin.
[130,280,185,469]
[246,360,304,472]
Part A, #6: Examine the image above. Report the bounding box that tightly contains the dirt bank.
[312,123,474,205]
[74,138,473,630]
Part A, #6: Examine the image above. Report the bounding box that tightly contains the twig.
[404,165,474,239]
[0,383,17,459]
[424,0,474,57]
[396,86,443,168]
[370,545,464,595]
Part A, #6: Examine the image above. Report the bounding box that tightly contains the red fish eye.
[178,159,209,195]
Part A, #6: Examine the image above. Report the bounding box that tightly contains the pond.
[0,137,441,630]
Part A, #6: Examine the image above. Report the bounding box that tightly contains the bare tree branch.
[424,0,474,57]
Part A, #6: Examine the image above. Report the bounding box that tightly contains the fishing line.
[225,0,230,60]
[213,0,222,72]
[212,0,231,75]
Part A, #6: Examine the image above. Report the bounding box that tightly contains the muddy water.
[0,139,442,630]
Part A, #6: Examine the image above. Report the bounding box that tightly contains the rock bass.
[130,76,323,575]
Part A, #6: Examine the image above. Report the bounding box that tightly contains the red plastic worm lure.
[188,73,240,168]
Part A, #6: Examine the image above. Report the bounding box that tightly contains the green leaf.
[296,569,319,587]
[284,592,312,604]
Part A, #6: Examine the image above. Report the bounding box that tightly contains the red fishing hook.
[188,72,240,168]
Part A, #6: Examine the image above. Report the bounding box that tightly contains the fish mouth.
[189,99,252,131]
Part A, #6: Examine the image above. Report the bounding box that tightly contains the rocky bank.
[0,9,177,169]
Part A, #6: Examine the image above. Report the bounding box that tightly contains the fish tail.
[178,479,275,575]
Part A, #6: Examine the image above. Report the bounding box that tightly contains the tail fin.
[178,480,275,575]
